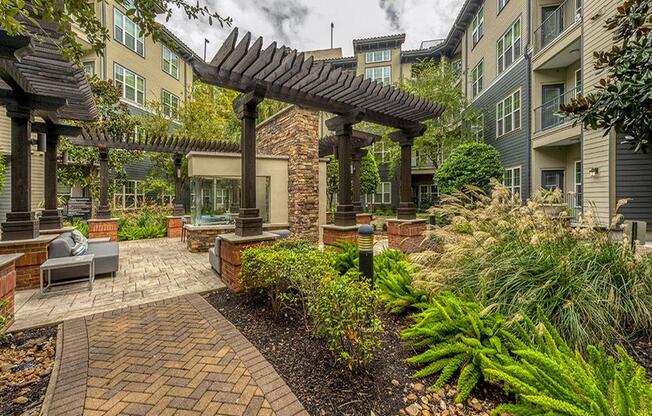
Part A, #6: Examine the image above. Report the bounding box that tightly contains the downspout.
[101,0,107,80]
[579,7,586,218]
[525,0,532,200]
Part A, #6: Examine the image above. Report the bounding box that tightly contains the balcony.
[532,0,582,69]
[534,87,581,132]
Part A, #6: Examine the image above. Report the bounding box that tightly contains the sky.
[164,0,465,60]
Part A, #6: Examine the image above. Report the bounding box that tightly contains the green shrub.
[240,239,334,317]
[115,207,168,240]
[434,142,503,195]
[329,241,359,275]
[485,320,652,416]
[70,218,89,237]
[308,270,383,371]
[402,293,512,402]
[374,250,429,314]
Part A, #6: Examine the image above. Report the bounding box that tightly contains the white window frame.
[503,166,522,197]
[575,68,582,93]
[497,17,522,74]
[162,45,180,79]
[113,7,144,57]
[472,113,484,141]
[471,6,484,46]
[82,61,95,76]
[114,63,145,105]
[574,160,582,208]
[496,89,521,137]
[365,66,391,85]
[471,60,484,98]
[161,89,180,119]
[373,182,392,205]
[114,179,143,209]
[498,0,510,13]
[365,50,391,63]
[373,142,389,163]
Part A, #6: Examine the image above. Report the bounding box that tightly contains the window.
[575,69,582,93]
[497,17,522,74]
[503,166,521,196]
[574,160,582,208]
[472,6,484,46]
[498,0,509,13]
[365,66,391,84]
[161,90,180,119]
[162,45,179,79]
[114,180,144,208]
[82,61,95,76]
[114,63,145,105]
[373,142,389,163]
[113,8,144,56]
[413,150,431,167]
[374,182,391,204]
[215,187,227,209]
[471,113,484,141]
[452,59,463,74]
[418,184,438,208]
[496,89,521,137]
[471,60,484,98]
[365,50,391,63]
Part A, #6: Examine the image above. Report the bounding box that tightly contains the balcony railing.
[534,0,582,53]
[534,87,581,132]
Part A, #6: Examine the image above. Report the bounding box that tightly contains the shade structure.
[192,28,444,130]
[319,129,380,157]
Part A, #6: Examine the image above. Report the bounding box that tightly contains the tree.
[1,0,230,61]
[434,142,503,195]
[560,0,652,152]
[326,156,339,210]
[326,150,381,211]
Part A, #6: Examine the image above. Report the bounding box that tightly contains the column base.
[397,203,417,220]
[39,209,64,230]
[172,204,185,217]
[88,218,118,241]
[353,202,363,214]
[166,216,183,238]
[235,208,263,237]
[219,232,278,292]
[356,213,372,225]
[2,212,39,241]
[387,218,427,253]
[96,206,111,220]
[321,224,359,247]
[334,204,357,227]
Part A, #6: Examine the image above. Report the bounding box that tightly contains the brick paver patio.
[10,238,224,331]
[44,294,307,416]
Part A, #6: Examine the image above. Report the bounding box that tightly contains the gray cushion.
[48,238,72,258]
[48,239,119,281]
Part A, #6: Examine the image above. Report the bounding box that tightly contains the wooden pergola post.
[172,153,184,216]
[390,126,426,220]
[326,111,365,227]
[232,86,265,237]
[1,103,39,240]
[351,149,366,214]
[40,123,63,230]
[96,146,110,220]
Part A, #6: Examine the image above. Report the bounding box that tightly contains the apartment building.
[69,0,199,208]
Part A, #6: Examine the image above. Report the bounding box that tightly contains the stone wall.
[257,106,320,242]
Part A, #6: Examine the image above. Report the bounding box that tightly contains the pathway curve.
[44,294,307,416]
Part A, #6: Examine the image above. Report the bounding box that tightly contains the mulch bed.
[206,288,506,415]
[627,337,652,380]
[0,326,57,416]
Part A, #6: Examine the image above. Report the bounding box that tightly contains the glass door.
[541,5,563,48]
[541,84,565,129]
[541,170,565,192]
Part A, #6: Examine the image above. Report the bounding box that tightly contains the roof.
[0,17,98,122]
[352,33,406,53]
[160,25,203,63]
[192,28,444,130]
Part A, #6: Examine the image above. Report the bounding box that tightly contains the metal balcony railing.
[534,87,581,132]
[565,192,582,222]
[534,0,583,53]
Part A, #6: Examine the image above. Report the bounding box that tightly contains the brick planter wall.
[0,235,56,290]
[321,224,359,246]
[257,106,321,242]
[0,254,21,329]
[220,233,277,292]
[166,216,183,238]
[387,219,427,253]
[186,224,289,253]
[88,219,118,241]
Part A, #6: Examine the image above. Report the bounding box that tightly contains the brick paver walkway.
[44,294,307,416]
[11,238,223,331]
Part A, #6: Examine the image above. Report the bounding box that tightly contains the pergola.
[192,28,443,237]
[71,129,240,217]
[319,130,380,213]
[0,19,98,240]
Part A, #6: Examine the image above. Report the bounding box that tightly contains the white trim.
[496,88,522,138]
[113,7,145,57]
[471,59,484,98]
[471,55,525,104]
[503,165,522,196]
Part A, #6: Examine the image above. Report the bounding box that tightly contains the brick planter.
[387,219,427,253]
[219,233,277,292]
[186,223,289,253]
[88,218,118,241]
[0,235,56,290]
[356,213,372,225]
[166,216,183,238]
[321,224,359,246]
[0,253,22,329]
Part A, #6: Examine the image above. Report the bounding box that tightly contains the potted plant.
[534,188,567,217]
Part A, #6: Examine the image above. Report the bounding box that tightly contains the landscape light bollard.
[358,224,374,284]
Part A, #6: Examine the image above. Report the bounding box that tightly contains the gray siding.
[470,58,531,201]
[616,142,652,229]
[123,158,155,181]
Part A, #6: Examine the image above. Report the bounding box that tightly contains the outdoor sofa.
[47,231,119,281]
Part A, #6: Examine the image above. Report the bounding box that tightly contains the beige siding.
[355,46,403,83]
[581,0,619,225]
[31,148,45,212]
[0,116,10,152]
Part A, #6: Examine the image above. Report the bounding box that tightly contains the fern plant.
[402,293,513,402]
[484,319,652,416]
[374,250,429,314]
[330,241,359,275]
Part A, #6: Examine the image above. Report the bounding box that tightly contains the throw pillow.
[71,229,88,245]
[71,242,87,256]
